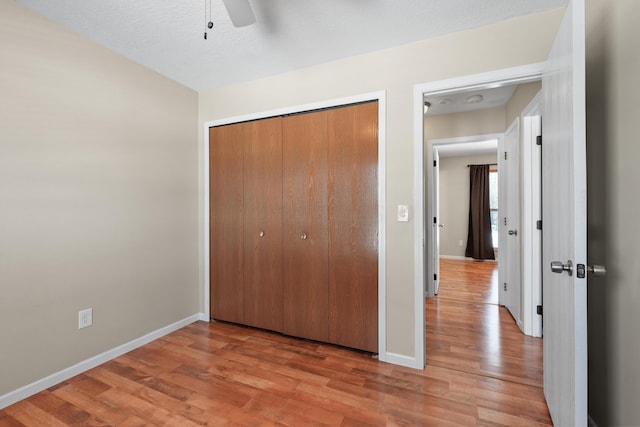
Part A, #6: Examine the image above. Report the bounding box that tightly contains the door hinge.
[503,282,507,291]
[434,274,437,281]
[504,152,508,160]
[536,135,542,146]
[536,220,542,230]
[503,217,507,226]
[537,305,543,315]
[433,160,437,167]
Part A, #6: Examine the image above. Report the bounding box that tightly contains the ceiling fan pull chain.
[204,0,213,40]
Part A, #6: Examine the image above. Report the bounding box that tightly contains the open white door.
[432,148,440,294]
[542,0,587,425]
[521,111,543,338]
[503,118,522,327]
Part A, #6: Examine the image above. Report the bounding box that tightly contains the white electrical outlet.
[78,308,93,329]
[459,240,464,246]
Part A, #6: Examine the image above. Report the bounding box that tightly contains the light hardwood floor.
[0,259,550,426]
[427,259,544,388]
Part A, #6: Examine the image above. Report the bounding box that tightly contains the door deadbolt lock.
[588,265,607,277]
[508,230,518,236]
[576,263,607,278]
[551,260,573,276]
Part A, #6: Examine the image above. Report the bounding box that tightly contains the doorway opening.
[423,81,543,384]
[413,64,544,374]
[428,134,501,302]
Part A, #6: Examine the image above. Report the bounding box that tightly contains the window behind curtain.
[489,168,498,248]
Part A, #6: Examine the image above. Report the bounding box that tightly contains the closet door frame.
[204,91,387,361]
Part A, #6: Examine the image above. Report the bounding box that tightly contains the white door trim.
[203,91,388,361]
[414,63,544,369]
[426,134,502,298]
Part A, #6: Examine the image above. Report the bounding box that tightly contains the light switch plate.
[397,205,409,222]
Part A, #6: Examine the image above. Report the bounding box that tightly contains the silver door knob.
[588,264,607,277]
[508,230,518,236]
[551,260,573,276]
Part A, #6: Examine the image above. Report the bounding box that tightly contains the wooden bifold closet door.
[210,101,378,353]
[209,117,283,331]
[327,102,378,352]
[282,110,330,343]
[209,122,245,324]
[242,118,283,332]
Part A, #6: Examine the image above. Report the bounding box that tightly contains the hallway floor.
[427,258,544,387]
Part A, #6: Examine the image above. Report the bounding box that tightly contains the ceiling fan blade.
[222,0,256,27]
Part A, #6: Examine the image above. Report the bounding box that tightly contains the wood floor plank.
[214,348,330,387]
[160,369,255,408]
[0,259,551,426]
[0,412,26,427]
[83,367,145,396]
[50,383,129,426]
[2,401,69,427]
[94,388,173,425]
[25,391,108,426]
[187,388,292,426]
[250,390,345,426]
[277,384,387,426]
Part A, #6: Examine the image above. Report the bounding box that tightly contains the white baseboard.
[0,312,207,410]
[385,352,422,370]
[440,255,497,262]
[439,255,469,260]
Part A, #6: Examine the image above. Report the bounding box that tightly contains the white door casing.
[503,118,522,327]
[426,135,501,298]
[542,0,588,425]
[432,147,440,295]
[497,135,507,307]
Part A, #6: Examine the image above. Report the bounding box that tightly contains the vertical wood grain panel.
[243,117,284,331]
[327,101,378,352]
[282,111,329,342]
[209,125,244,323]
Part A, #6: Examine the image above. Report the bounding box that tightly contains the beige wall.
[199,9,564,357]
[0,0,199,396]
[425,81,541,145]
[505,81,542,126]
[586,0,640,425]
[439,154,498,258]
[425,107,506,141]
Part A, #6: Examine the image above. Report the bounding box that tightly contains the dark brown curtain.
[465,165,495,260]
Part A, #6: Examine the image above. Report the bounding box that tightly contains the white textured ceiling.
[15,0,567,91]
[437,140,498,158]
[425,85,518,116]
